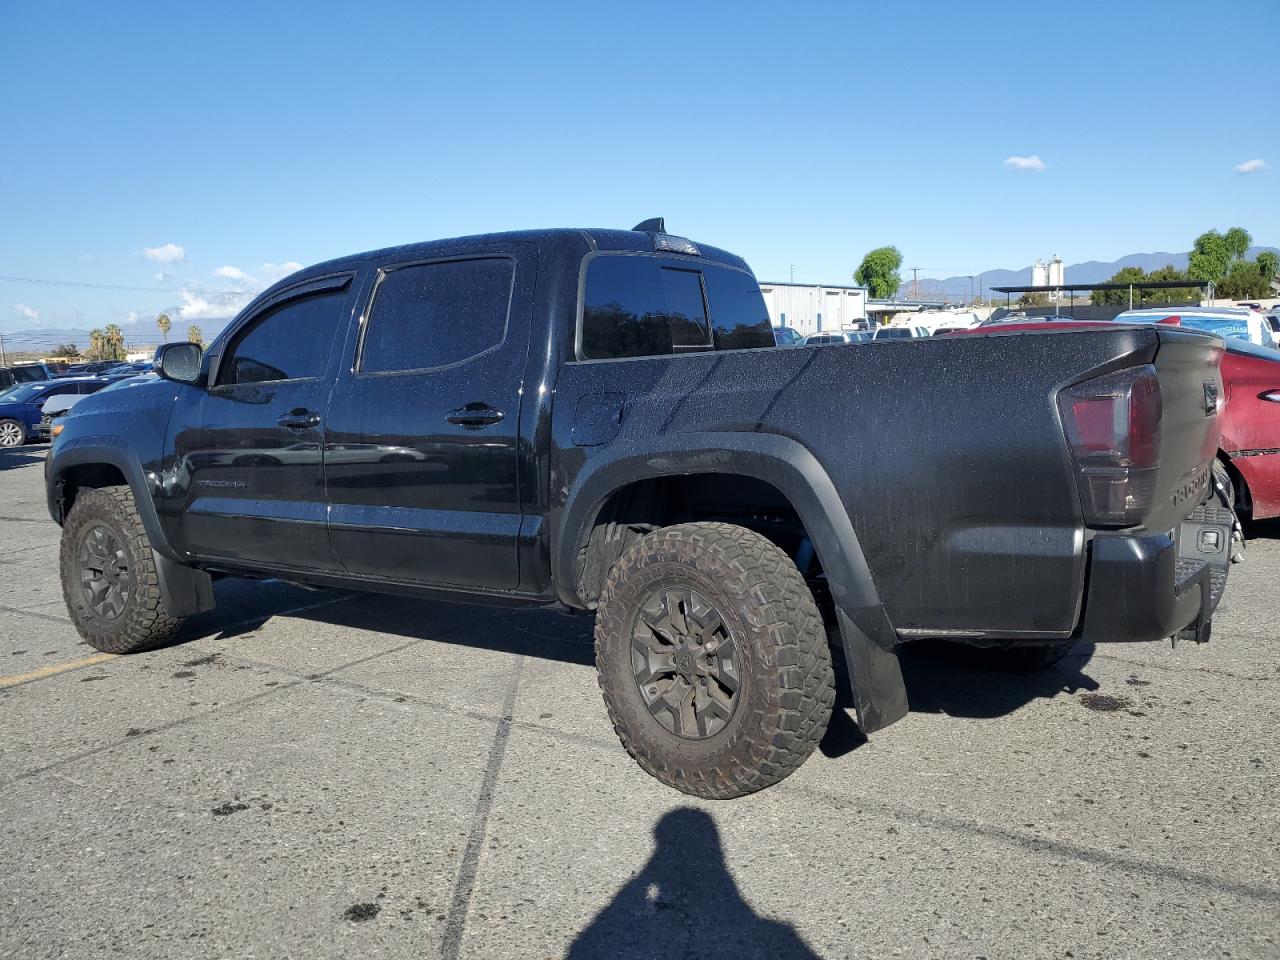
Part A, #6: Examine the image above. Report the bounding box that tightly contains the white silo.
[1048,255,1064,287]
[1031,259,1048,287]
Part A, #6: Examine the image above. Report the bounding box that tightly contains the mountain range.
[907,246,1280,301]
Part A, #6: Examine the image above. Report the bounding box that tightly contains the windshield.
[0,382,52,404]
[10,366,47,382]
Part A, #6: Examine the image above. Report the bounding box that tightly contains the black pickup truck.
[46,220,1233,798]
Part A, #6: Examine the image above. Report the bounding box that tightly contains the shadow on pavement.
[567,808,820,960]
[1244,517,1280,540]
[0,444,47,472]
[898,640,1100,718]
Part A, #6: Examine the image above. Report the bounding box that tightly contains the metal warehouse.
[758,281,868,336]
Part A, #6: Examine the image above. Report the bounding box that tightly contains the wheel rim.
[78,523,132,620]
[0,422,22,446]
[631,587,741,739]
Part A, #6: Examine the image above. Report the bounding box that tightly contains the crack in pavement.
[440,657,525,960]
[0,603,71,625]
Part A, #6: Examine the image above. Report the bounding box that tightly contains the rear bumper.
[1078,519,1230,643]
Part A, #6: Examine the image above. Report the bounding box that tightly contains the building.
[757,281,868,336]
[1030,255,1065,289]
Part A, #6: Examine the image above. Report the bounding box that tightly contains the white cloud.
[13,303,39,321]
[1234,158,1266,174]
[1004,154,1046,172]
[177,288,255,322]
[259,261,304,282]
[214,265,251,281]
[140,242,186,265]
[126,311,140,324]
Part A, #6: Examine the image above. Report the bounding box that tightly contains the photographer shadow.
[567,808,820,960]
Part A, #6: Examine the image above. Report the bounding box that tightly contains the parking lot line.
[0,652,117,689]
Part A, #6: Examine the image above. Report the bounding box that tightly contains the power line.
[0,275,244,295]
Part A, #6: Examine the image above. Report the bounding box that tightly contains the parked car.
[61,360,130,376]
[0,377,114,446]
[803,331,864,346]
[772,326,803,347]
[1113,307,1279,350]
[46,220,1232,799]
[1264,313,1279,337]
[872,325,930,340]
[1217,339,1280,522]
[2,362,56,385]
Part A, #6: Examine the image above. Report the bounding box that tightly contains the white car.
[1113,307,1279,349]
[802,331,866,346]
[872,325,931,340]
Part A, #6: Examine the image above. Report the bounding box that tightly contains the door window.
[220,289,349,385]
[359,257,513,373]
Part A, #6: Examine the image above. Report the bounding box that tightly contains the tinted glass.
[704,267,774,350]
[876,328,911,339]
[581,256,712,360]
[222,289,348,385]
[361,258,513,373]
[11,366,47,382]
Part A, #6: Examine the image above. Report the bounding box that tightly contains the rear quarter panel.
[553,328,1161,636]
[1220,349,1280,519]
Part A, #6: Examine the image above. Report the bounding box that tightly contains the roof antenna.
[632,217,665,233]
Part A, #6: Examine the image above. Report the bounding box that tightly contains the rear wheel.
[594,522,835,799]
[0,419,26,447]
[60,486,184,653]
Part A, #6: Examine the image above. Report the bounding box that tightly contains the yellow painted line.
[0,652,118,689]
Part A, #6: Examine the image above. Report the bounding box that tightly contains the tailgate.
[1146,328,1225,533]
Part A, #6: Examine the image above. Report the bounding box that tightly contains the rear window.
[875,328,911,339]
[580,255,773,360]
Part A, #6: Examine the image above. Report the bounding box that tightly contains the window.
[221,288,348,385]
[581,256,774,359]
[360,258,513,373]
[581,256,711,360]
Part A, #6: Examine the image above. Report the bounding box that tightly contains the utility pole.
[0,332,6,366]
[909,267,920,300]
[790,264,796,283]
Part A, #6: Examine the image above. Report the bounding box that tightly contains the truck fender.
[554,430,909,733]
[48,437,214,618]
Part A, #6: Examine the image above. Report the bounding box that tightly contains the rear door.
[323,244,536,589]
[167,274,356,570]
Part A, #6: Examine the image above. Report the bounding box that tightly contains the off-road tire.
[60,486,184,653]
[975,640,1077,673]
[594,522,835,799]
[0,418,26,447]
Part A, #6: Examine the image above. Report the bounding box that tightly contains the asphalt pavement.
[1,443,1277,960]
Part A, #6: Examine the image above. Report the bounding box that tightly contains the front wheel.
[60,486,185,653]
[0,418,26,447]
[594,522,835,799]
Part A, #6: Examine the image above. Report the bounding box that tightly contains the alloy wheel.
[0,422,23,447]
[631,587,741,739]
[78,524,132,620]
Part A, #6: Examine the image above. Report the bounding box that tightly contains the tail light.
[1058,364,1162,527]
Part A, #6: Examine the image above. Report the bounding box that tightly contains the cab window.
[220,289,348,385]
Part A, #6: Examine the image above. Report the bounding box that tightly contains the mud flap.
[835,608,909,733]
[152,550,215,618]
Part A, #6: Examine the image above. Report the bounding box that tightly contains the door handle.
[446,404,505,427]
[278,410,321,430]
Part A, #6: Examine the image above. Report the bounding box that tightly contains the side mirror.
[155,342,203,385]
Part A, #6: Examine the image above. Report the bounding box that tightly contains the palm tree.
[187,324,203,346]
[103,324,125,361]
[156,312,172,342]
[87,328,106,360]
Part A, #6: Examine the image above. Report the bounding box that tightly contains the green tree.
[1091,265,1149,305]
[854,246,903,299]
[1217,260,1270,300]
[187,324,203,346]
[1144,264,1199,305]
[1017,291,1050,307]
[51,343,79,358]
[87,328,106,360]
[156,312,172,342]
[103,323,125,360]
[1255,250,1278,283]
[1223,227,1252,261]
[1188,230,1231,284]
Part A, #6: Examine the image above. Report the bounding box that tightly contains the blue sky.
[1,0,1277,344]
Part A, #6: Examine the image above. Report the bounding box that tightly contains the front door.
[167,275,356,571]
[323,246,535,589]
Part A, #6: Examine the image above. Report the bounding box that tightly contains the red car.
[958,320,1280,520]
[1218,340,1280,520]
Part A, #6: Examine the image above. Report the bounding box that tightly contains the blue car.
[0,377,113,447]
